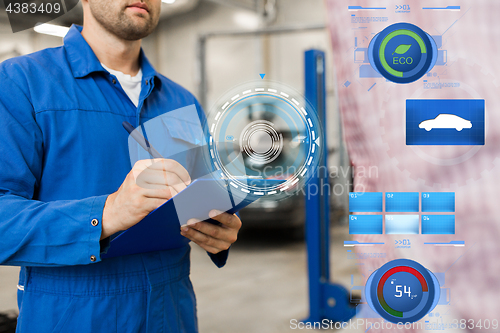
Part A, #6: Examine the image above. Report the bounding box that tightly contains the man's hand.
[101,159,191,240]
[180,210,242,254]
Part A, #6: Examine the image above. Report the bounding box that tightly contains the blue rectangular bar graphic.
[431,35,442,49]
[424,241,464,246]
[406,99,485,145]
[359,65,383,78]
[385,215,419,234]
[344,241,385,246]
[422,6,460,10]
[422,215,455,234]
[422,192,455,212]
[349,192,383,212]
[349,215,383,234]
[348,6,386,10]
[385,192,419,212]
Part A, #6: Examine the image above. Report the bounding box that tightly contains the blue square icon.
[406,99,485,145]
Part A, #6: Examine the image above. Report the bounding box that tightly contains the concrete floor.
[0,225,364,332]
[191,224,363,333]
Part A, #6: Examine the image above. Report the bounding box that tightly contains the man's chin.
[120,24,155,41]
[122,15,153,33]
[126,10,151,21]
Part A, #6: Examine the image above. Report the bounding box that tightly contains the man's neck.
[81,23,142,76]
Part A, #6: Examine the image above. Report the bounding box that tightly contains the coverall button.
[90,255,97,262]
[112,79,117,84]
[91,218,99,227]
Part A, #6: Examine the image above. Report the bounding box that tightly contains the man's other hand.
[180,210,242,254]
[101,159,191,239]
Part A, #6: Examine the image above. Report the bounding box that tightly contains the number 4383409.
[5,2,62,14]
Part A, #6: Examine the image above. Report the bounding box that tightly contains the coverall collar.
[63,24,160,85]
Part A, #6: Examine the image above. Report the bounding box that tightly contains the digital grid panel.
[349,215,383,234]
[421,215,455,234]
[385,192,419,212]
[421,192,455,212]
[349,192,383,212]
[385,215,420,234]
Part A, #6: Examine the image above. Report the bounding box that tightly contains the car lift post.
[303,49,356,324]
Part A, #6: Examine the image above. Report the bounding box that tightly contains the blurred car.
[237,119,307,234]
[239,191,305,231]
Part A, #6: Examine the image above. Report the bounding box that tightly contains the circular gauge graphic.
[206,82,322,201]
[365,259,440,324]
[368,23,437,84]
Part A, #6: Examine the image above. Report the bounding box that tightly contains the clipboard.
[101,177,284,259]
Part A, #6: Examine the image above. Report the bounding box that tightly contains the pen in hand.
[122,121,163,159]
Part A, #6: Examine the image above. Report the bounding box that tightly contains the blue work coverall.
[0,25,227,333]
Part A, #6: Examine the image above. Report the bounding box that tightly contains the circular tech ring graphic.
[365,259,440,324]
[380,59,497,188]
[206,82,322,201]
[368,23,437,84]
[239,120,284,165]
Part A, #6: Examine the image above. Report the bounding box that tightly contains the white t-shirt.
[101,63,143,107]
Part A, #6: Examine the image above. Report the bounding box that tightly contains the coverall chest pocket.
[160,117,205,176]
[139,105,207,178]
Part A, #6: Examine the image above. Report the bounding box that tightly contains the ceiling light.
[34,23,70,38]
[162,0,176,4]
[233,12,260,30]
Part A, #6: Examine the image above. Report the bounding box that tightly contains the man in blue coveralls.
[0,0,242,332]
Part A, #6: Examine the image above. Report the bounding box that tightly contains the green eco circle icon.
[368,23,437,84]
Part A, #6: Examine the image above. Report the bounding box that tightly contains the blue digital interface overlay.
[421,192,455,212]
[349,192,383,212]
[349,215,383,234]
[360,65,383,78]
[424,241,464,246]
[385,215,419,234]
[383,271,423,312]
[406,99,485,145]
[385,192,419,212]
[422,6,460,10]
[365,259,440,324]
[368,23,437,84]
[344,241,385,246]
[422,215,455,234]
[348,6,386,10]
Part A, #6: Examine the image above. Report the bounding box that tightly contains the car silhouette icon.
[418,114,472,131]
